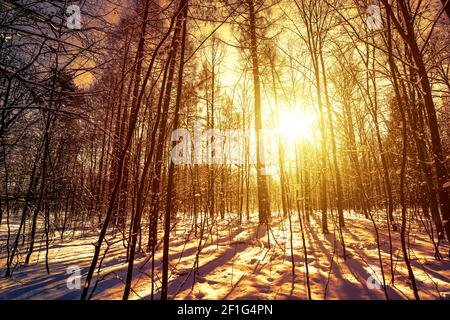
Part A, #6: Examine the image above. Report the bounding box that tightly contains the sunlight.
[4,0,447,303]
[278,108,317,143]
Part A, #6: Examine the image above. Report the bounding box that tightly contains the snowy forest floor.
[1,211,449,300]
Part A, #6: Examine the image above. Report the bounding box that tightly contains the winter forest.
[0,0,449,301]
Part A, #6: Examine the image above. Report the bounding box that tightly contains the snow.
[1,211,449,300]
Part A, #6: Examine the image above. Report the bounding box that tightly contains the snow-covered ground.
[1,211,449,300]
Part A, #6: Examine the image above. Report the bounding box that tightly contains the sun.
[278,108,318,143]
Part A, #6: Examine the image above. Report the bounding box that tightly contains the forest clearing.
[1,212,450,300]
